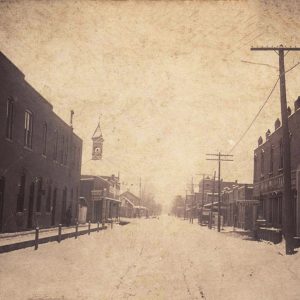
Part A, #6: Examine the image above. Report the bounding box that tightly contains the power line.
[228,59,300,154]
[228,76,279,154]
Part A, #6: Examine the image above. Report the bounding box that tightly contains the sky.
[1,0,300,208]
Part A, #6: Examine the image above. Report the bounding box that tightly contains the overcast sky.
[1,0,300,208]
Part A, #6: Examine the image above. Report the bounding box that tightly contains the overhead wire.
[228,60,300,154]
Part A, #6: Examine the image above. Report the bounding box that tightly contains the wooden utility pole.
[139,176,142,218]
[184,190,187,220]
[206,153,233,232]
[209,171,216,229]
[251,45,300,255]
[196,173,211,225]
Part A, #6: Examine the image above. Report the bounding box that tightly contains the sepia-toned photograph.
[1,0,300,299]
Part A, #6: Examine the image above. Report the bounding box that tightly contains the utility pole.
[191,177,194,223]
[251,45,300,255]
[206,153,233,232]
[184,189,187,220]
[196,173,211,225]
[209,171,216,229]
[139,176,142,218]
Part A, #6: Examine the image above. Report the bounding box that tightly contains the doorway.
[27,181,35,229]
[51,188,57,226]
[0,177,5,232]
[61,188,67,225]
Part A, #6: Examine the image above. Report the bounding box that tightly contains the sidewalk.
[0,217,133,247]
[0,223,101,247]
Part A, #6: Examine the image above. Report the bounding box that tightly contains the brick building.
[222,184,258,230]
[80,174,120,223]
[0,52,82,232]
[198,177,242,224]
[253,97,300,235]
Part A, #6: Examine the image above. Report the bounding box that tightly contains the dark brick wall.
[0,52,82,232]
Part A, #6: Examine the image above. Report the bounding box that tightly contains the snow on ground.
[0,216,300,300]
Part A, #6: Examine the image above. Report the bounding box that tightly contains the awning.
[104,197,121,203]
[135,206,148,210]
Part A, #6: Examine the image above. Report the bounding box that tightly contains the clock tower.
[92,118,104,160]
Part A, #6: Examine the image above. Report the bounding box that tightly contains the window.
[17,173,26,212]
[73,145,77,167]
[6,98,14,140]
[65,138,68,165]
[254,154,257,180]
[42,123,47,155]
[261,150,264,176]
[279,139,283,169]
[53,130,58,161]
[270,146,274,174]
[77,148,81,170]
[24,110,33,148]
[60,135,64,164]
[46,185,52,213]
[36,178,43,213]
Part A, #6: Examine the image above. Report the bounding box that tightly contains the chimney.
[70,110,74,128]
[258,136,263,146]
[266,129,271,140]
[294,96,300,111]
[275,118,281,130]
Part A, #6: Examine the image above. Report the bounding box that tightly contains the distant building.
[0,52,82,232]
[198,177,240,206]
[197,177,242,224]
[120,191,148,218]
[253,97,300,236]
[80,174,120,222]
[222,184,258,230]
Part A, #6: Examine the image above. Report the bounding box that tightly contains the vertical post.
[75,222,78,239]
[58,224,62,243]
[184,190,187,220]
[210,171,216,229]
[279,49,294,254]
[218,152,221,232]
[139,176,142,218]
[97,221,100,232]
[88,220,91,235]
[201,175,205,225]
[111,220,113,229]
[34,227,39,250]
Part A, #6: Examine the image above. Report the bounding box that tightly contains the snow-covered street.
[1,216,300,300]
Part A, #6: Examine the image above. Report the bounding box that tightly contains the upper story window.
[6,98,14,140]
[42,123,47,156]
[254,154,257,180]
[77,148,81,170]
[60,135,65,164]
[72,145,77,168]
[65,138,68,165]
[260,150,264,177]
[24,110,33,148]
[270,146,274,174]
[53,130,58,161]
[279,139,283,169]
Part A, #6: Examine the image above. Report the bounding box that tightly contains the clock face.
[95,147,101,154]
